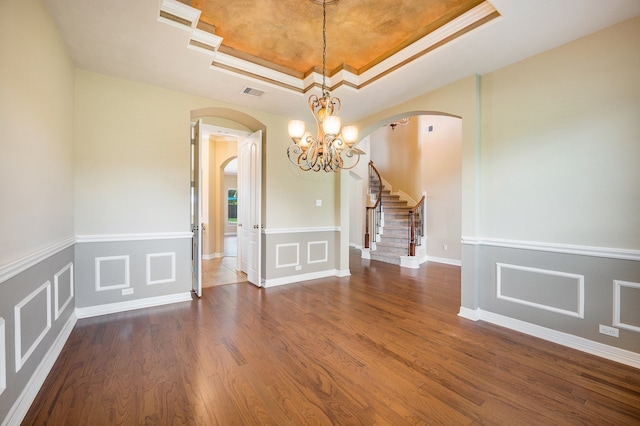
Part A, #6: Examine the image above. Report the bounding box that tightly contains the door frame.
[189,108,266,290]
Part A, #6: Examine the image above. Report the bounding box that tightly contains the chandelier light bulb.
[322,115,341,135]
[342,125,358,144]
[288,120,306,139]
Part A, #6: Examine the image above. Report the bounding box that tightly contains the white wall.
[0,0,75,265]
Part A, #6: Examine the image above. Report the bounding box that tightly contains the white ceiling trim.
[157,0,499,95]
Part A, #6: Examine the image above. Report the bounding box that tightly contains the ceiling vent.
[241,86,265,97]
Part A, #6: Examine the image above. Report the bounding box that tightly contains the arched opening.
[190,108,266,290]
[343,110,463,268]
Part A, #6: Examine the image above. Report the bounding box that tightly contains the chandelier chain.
[322,0,327,92]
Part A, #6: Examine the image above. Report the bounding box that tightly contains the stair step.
[375,242,409,256]
[379,235,409,245]
[370,252,401,266]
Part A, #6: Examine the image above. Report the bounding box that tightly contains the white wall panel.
[146,252,176,285]
[95,256,130,291]
[14,281,52,372]
[54,262,74,320]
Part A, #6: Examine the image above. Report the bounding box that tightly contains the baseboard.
[458,307,640,369]
[2,312,77,426]
[203,252,223,260]
[75,292,192,319]
[427,256,461,266]
[264,269,341,287]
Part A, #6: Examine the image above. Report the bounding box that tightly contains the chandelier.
[388,117,411,131]
[287,0,363,172]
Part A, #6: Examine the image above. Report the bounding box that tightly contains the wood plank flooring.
[23,250,640,425]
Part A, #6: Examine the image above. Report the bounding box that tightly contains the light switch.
[316,199,322,206]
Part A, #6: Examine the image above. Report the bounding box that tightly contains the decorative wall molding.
[461,236,640,261]
[15,281,52,372]
[614,280,640,333]
[263,226,340,235]
[0,236,75,285]
[458,308,640,369]
[264,269,340,288]
[496,262,584,319]
[2,313,76,426]
[95,256,130,292]
[75,292,192,319]
[54,262,74,320]
[0,317,5,396]
[275,243,299,268]
[307,241,328,264]
[76,232,193,243]
[146,252,176,286]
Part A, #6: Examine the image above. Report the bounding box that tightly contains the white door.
[190,120,203,297]
[237,130,262,287]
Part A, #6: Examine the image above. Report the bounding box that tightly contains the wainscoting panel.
[54,262,74,320]
[14,281,51,372]
[461,239,640,356]
[614,280,640,333]
[0,317,5,396]
[0,244,75,425]
[74,235,191,313]
[276,243,299,268]
[496,263,584,318]
[146,252,176,286]
[308,241,329,264]
[263,228,340,286]
[95,255,130,292]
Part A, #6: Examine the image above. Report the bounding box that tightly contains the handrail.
[364,161,383,248]
[408,195,425,256]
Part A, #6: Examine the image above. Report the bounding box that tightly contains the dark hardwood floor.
[23,249,640,425]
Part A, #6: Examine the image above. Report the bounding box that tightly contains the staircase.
[363,161,426,268]
[369,187,412,265]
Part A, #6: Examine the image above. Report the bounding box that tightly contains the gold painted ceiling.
[179,0,485,78]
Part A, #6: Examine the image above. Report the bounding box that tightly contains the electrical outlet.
[599,324,619,337]
[295,265,302,271]
[122,288,134,296]
[443,244,448,251]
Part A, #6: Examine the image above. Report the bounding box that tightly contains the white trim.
[426,256,461,266]
[263,226,340,235]
[275,243,299,268]
[76,232,193,243]
[457,308,640,369]
[75,292,192,319]
[0,236,75,284]
[614,280,640,333]
[15,281,52,372]
[264,269,341,288]
[0,317,5,396]
[461,236,640,261]
[1,313,77,426]
[496,263,584,319]
[54,262,74,320]
[146,252,176,285]
[95,256,130,292]
[203,252,224,260]
[158,0,200,29]
[307,241,329,264]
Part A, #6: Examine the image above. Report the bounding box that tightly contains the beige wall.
[479,16,640,249]
[420,115,462,260]
[73,71,339,238]
[370,118,421,200]
[0,0,75,265]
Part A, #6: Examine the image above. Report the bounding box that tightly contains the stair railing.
[364,161,382,249]
[408,195,425,256]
